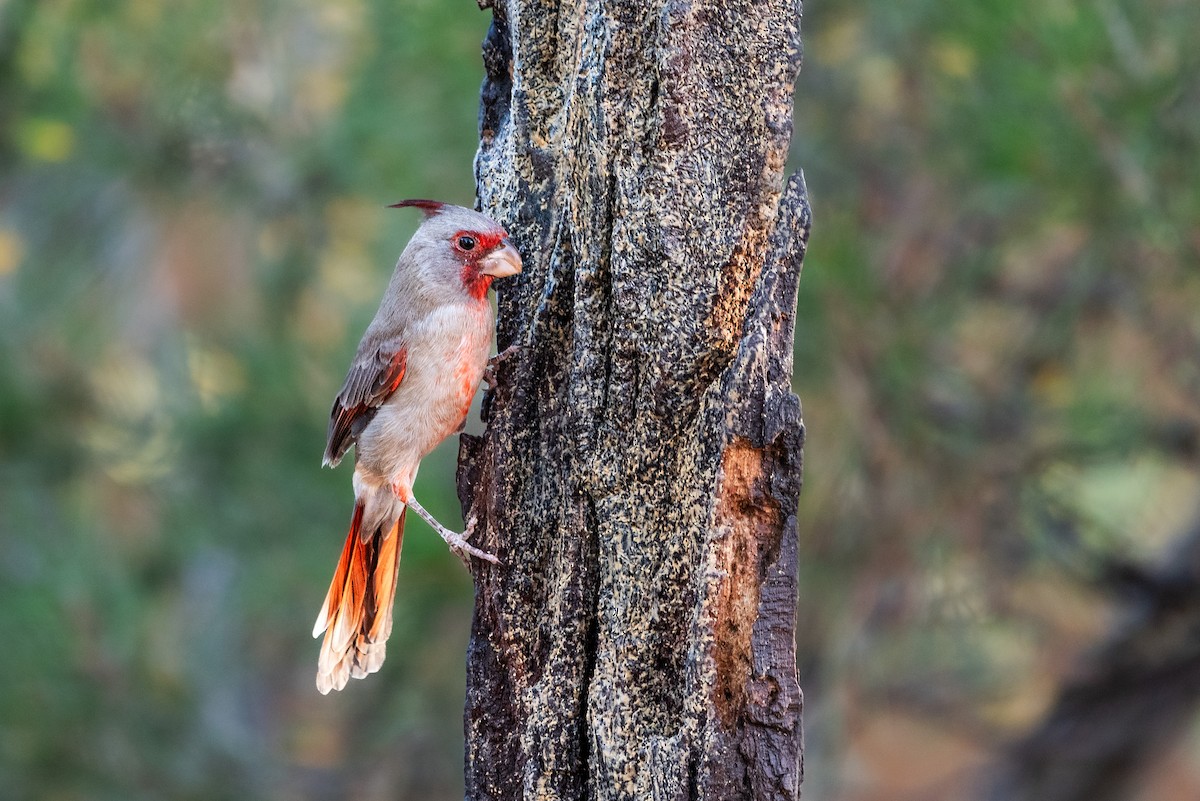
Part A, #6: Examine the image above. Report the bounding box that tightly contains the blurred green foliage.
[1,1,486,799]
[0,0,1198,800]
[792,1,1200,797]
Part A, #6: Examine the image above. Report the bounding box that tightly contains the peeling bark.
[458,2,807,798]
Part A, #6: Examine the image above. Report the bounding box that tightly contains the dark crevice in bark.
[578,494,602,801]
[477,6,511,152]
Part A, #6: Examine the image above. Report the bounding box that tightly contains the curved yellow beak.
[479,242,523,278]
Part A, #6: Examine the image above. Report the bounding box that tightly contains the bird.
[312,199,522,694]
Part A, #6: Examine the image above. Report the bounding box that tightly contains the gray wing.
[323,342,408,467]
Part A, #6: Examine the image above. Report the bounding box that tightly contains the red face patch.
[454,229,507,300]
[451,229,505,258]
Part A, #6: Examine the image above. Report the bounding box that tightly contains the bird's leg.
[483,343,522,391]
[406,497,500,565]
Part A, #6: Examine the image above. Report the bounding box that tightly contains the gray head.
[388,199,522,304]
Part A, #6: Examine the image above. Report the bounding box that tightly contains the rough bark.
[456,1,808,799]
[983,513,1200,801]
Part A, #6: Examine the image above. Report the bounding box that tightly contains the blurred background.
[0,1,1197,800]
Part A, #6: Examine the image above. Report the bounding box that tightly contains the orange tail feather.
[313,504,404,694]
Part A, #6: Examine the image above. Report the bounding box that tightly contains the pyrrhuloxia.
[312,199,521,694]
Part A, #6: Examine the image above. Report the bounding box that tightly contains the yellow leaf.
[815,15,866,67]
[0,228,25,276]
[16,118,75,162]
[931,40,977,79]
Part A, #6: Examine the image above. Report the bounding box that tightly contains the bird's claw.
[445,514,501,566]
[483,344,522,390]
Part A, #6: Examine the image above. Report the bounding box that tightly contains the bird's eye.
[457,235,477,251]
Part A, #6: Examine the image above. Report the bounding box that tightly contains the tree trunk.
[458,1,807,798]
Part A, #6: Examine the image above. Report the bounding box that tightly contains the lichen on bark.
[458,1,808,798]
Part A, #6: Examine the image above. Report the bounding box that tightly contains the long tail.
[313,502,404,694]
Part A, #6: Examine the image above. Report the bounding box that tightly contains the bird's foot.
[407,499,500,566]
[483,344,522,390]
[448,514,500,566]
